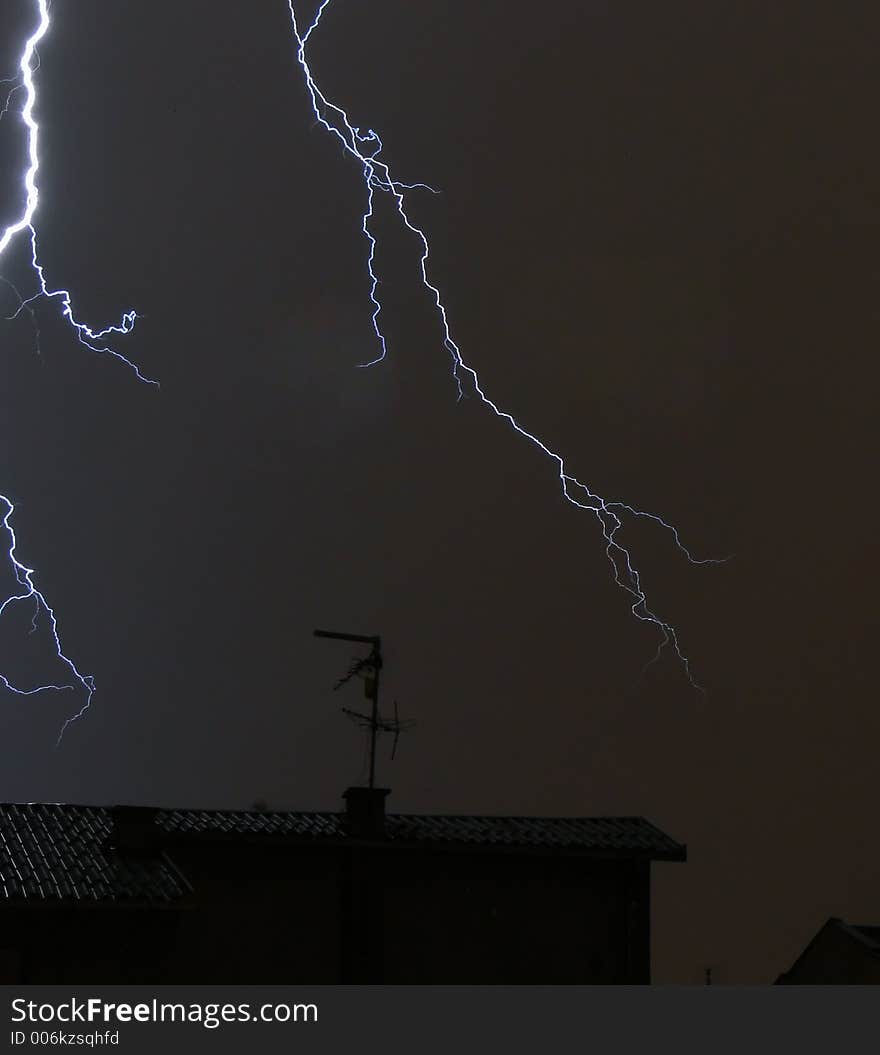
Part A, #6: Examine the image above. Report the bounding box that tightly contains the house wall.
[167,844,650,983]
[378,852,649,983]
[0,906,178,983]
[1,846,652,984]
[167,842,342,983]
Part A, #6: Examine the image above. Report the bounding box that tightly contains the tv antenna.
[313,629,413,789]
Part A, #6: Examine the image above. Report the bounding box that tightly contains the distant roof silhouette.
[776,917,880,983]
[0,802,685,904]
[806,918,880,954]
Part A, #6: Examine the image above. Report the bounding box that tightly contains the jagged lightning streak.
[287,1,723,684]
[1,0,152,743]
[0,0,718,760]
[0,1,154,384]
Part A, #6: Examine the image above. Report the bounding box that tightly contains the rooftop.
[775,917,880,983]
[0,802,686,904]
[160,807,685,858]
[0,804,188,906]
[835,919,880,952]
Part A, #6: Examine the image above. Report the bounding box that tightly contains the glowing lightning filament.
[285,0,722,685]
[1,0,720,754]
[1,0,152,743]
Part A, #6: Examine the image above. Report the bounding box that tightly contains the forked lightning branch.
[0,0,718,743]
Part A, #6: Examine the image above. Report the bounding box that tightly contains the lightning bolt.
[1,0,720,754]
[1,0,153,744]
[286,0,723,685]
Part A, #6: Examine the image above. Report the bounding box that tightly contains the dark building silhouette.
[0,790,685,983]
[776,918,880,984]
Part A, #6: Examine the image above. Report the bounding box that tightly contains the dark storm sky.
[0,0,877,983]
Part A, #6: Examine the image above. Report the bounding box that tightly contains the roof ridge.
[4,803,661,823]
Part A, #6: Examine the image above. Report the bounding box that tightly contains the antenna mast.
[314,628,407,789]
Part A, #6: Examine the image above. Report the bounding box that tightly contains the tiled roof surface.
[158,808,685,859]
[0,804,188,904]
[0,803,684,902]
[387,813,684,856]
[158,809,345,840]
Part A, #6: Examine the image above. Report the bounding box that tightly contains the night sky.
[0,0,877,983]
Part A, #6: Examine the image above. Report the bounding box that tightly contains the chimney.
[343,786,389,840]
[106,805,161,853]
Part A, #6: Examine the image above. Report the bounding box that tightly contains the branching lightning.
[286,0,723,685]
[1,0,152,744]
[1,0,720,753]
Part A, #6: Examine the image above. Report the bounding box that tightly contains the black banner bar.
[1,986,873,1055]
